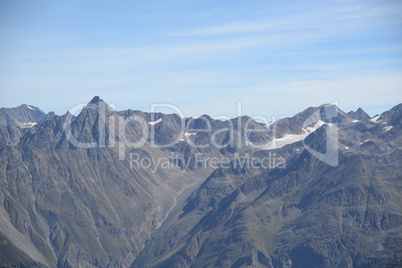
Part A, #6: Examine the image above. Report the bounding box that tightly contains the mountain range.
[0,97,401,267]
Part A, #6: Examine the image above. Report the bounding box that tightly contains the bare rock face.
[0,104,46,128]
[347,107,371,121]
[0,98,401,268]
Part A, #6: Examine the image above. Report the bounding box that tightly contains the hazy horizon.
[2,96,400,119]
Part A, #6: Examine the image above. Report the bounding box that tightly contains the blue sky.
[1,0,401,118]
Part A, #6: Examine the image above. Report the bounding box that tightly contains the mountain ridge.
[0,97,401,267]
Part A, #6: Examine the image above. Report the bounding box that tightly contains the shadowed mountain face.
[0,97,401,268]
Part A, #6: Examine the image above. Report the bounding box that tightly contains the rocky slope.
[0,97,401,267]
[132,104,402,268]
[0,104,46,128]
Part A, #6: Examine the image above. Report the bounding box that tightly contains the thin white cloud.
[168,2,402,37]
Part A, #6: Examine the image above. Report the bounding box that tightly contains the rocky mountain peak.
[0,104,46,127]
[83,96,113,113]
[347,107,370,121]
[89,96,101,104]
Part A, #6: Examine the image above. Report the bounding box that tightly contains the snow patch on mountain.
[360,139,371,145]
[22,122,37,128]
[304,120,327,133]
[263,134,303,149]
[262,120,329,150]
[149,118,162,125]
[384,126,393,132]
[370,115,380,122]
[180,132,197,142]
